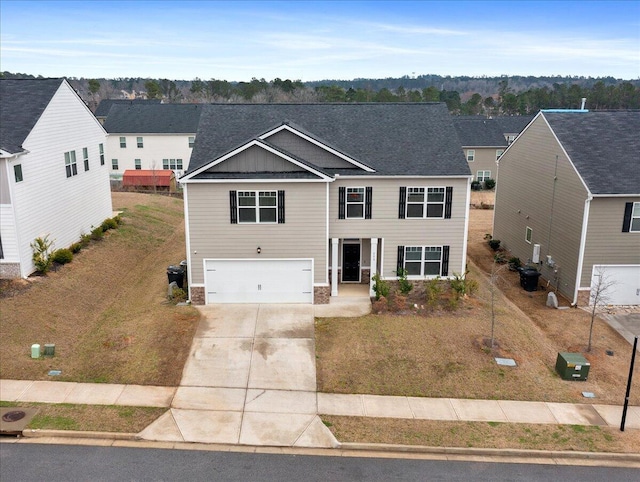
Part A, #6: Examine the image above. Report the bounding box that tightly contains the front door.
[342,244,360,282]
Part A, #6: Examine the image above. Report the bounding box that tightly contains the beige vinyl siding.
[206,145,305,173]
[330,178,469,278]
[493,115,589,300]
[186,182,328,285]
[466,147,499,182]
[267,129,355,169]
[581,197,640,287]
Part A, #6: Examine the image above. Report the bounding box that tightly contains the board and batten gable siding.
[330,177,469,278]
[186,182,328,285]
[206,145,306,173]
[493,115,589,300]
[466,147,500,182]
[267,129,356,169]
[581,197,640,287]
[106,133,194,174]
[10,81,111,278]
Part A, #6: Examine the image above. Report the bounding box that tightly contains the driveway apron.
[139,304,337,447]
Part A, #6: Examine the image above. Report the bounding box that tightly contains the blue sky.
[1,0,639,81]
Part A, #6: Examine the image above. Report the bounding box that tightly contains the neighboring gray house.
[103,103,203,181]
[493,110,640,306]
[493,115,534,145]
[181,103,472,304]
[453,116,507,185]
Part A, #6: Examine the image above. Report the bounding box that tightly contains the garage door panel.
[590,265,640,306]
[205,259,313,304]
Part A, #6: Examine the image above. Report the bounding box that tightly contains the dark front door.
[342,244,360,282]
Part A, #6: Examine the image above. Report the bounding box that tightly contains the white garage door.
[590,265,640,306]
[205,259,313,304]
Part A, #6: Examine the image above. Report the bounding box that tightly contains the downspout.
[572,195,592,306]
[461,177,471,275]
[182,182,193,300]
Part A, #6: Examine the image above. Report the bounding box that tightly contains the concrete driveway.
[140,304,337,447]
[602,312,640,351]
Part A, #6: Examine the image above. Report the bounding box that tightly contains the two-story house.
[453,116,507,185]
[181,103,472,304]
[93,98,161,125]
[0,78,112,279]
[103,103,203,182]
[493,110,640,306]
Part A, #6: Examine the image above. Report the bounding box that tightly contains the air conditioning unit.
[532,244,541,264]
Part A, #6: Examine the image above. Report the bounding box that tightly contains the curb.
[12,430,640,465]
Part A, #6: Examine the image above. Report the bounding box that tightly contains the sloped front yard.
[0,193,199,386]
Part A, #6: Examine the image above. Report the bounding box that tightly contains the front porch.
[329,237,382,299]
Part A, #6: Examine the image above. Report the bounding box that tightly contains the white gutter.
[461,177,471,275]
[573,195,592,306]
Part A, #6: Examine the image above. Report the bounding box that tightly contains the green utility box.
[555,352,590,381]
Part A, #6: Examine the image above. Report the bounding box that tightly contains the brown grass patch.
[0,193,200,386]
[323,416,640,453]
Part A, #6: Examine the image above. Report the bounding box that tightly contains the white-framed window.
[135,159,142,170]
[119,137,126,148]
[64,150,78,178]
[112,159,119,170]
[496,149,504,160]
[477,171,491,182]
[238,191,277,223]
[346,187,365,219]
[162,159,183,170]
[83,147,89,171]
[404,246,442,276]
[137,137,143,148]
[406,187,445,218]
[507,134,517,144]
[631,202,640,232]
[14,164,23,183]
[188,136,195,148]
[99,143,105,165]
[525,226,533,244]
[466,149,475,162]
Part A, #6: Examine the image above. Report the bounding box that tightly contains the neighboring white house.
[0,78,112,279]
[102,104,203,182]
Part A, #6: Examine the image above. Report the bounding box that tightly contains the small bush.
[69,242,82,254]
[101,218,118,232]
[471,181,481,191]
[90,226,104,241]
[52,248,73,265]
[484,178,496,190]
[372,273,390,301]
[169,287,187,303]
[80,233,91,247]
[508,257,521,270]
[425,277,442,307]
[396,268,413,295]
[488,239,501,251]
[494,252,507,264]
[113,215,123,225]
[31,235,54,274]
[450,271,478,299]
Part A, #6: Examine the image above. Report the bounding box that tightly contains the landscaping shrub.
[80,233,91,247]
[31,235,54,274]
[101,218,118,232]
[488,239,501,251]
[169,287,187,304]
[113,214,123,225]
[425,278,442,307]
[372,273,390,300]
[69,242,82,254]
[484,178,496,190]
[396,268,413,295]
[508,256,521,271]
[90,226,104,241]
[471,181,481,191]
[52,248,73,265]
[450,271,478,299]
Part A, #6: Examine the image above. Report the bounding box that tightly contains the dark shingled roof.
[0,78,63,154]
[188,103,470,177]
[452,117,507,147]
[493,115,534,134]
[103,104,204,134]
[94,98,161,117]
[543,111,640,195]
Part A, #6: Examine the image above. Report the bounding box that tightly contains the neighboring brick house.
[180,103,472,304]
[493,110,640,306]
[0,78,112,278]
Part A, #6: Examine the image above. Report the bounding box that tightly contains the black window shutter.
[444,186,453,219]
[441,246,450,276]
[397,245,405,272]
[278,190,285,224]
[338,186,346,219]
[398,187,406,219]
[230,190,237,224]
[365,186,373,219]
[622,202,633,232]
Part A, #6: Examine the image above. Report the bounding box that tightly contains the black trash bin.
[167,265,184,289]
[520,268,541,292]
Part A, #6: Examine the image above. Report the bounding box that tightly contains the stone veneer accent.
[0,263,22,279]
[361,269,370,284]
[190,286,205,305]
[314,286,331,304]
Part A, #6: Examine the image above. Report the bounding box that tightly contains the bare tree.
[587,267,615,352]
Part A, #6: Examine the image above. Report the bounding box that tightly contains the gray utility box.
[555,352,590,381]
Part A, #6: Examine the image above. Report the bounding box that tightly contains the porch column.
[331,238,339,297]
[369,237,378,298]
